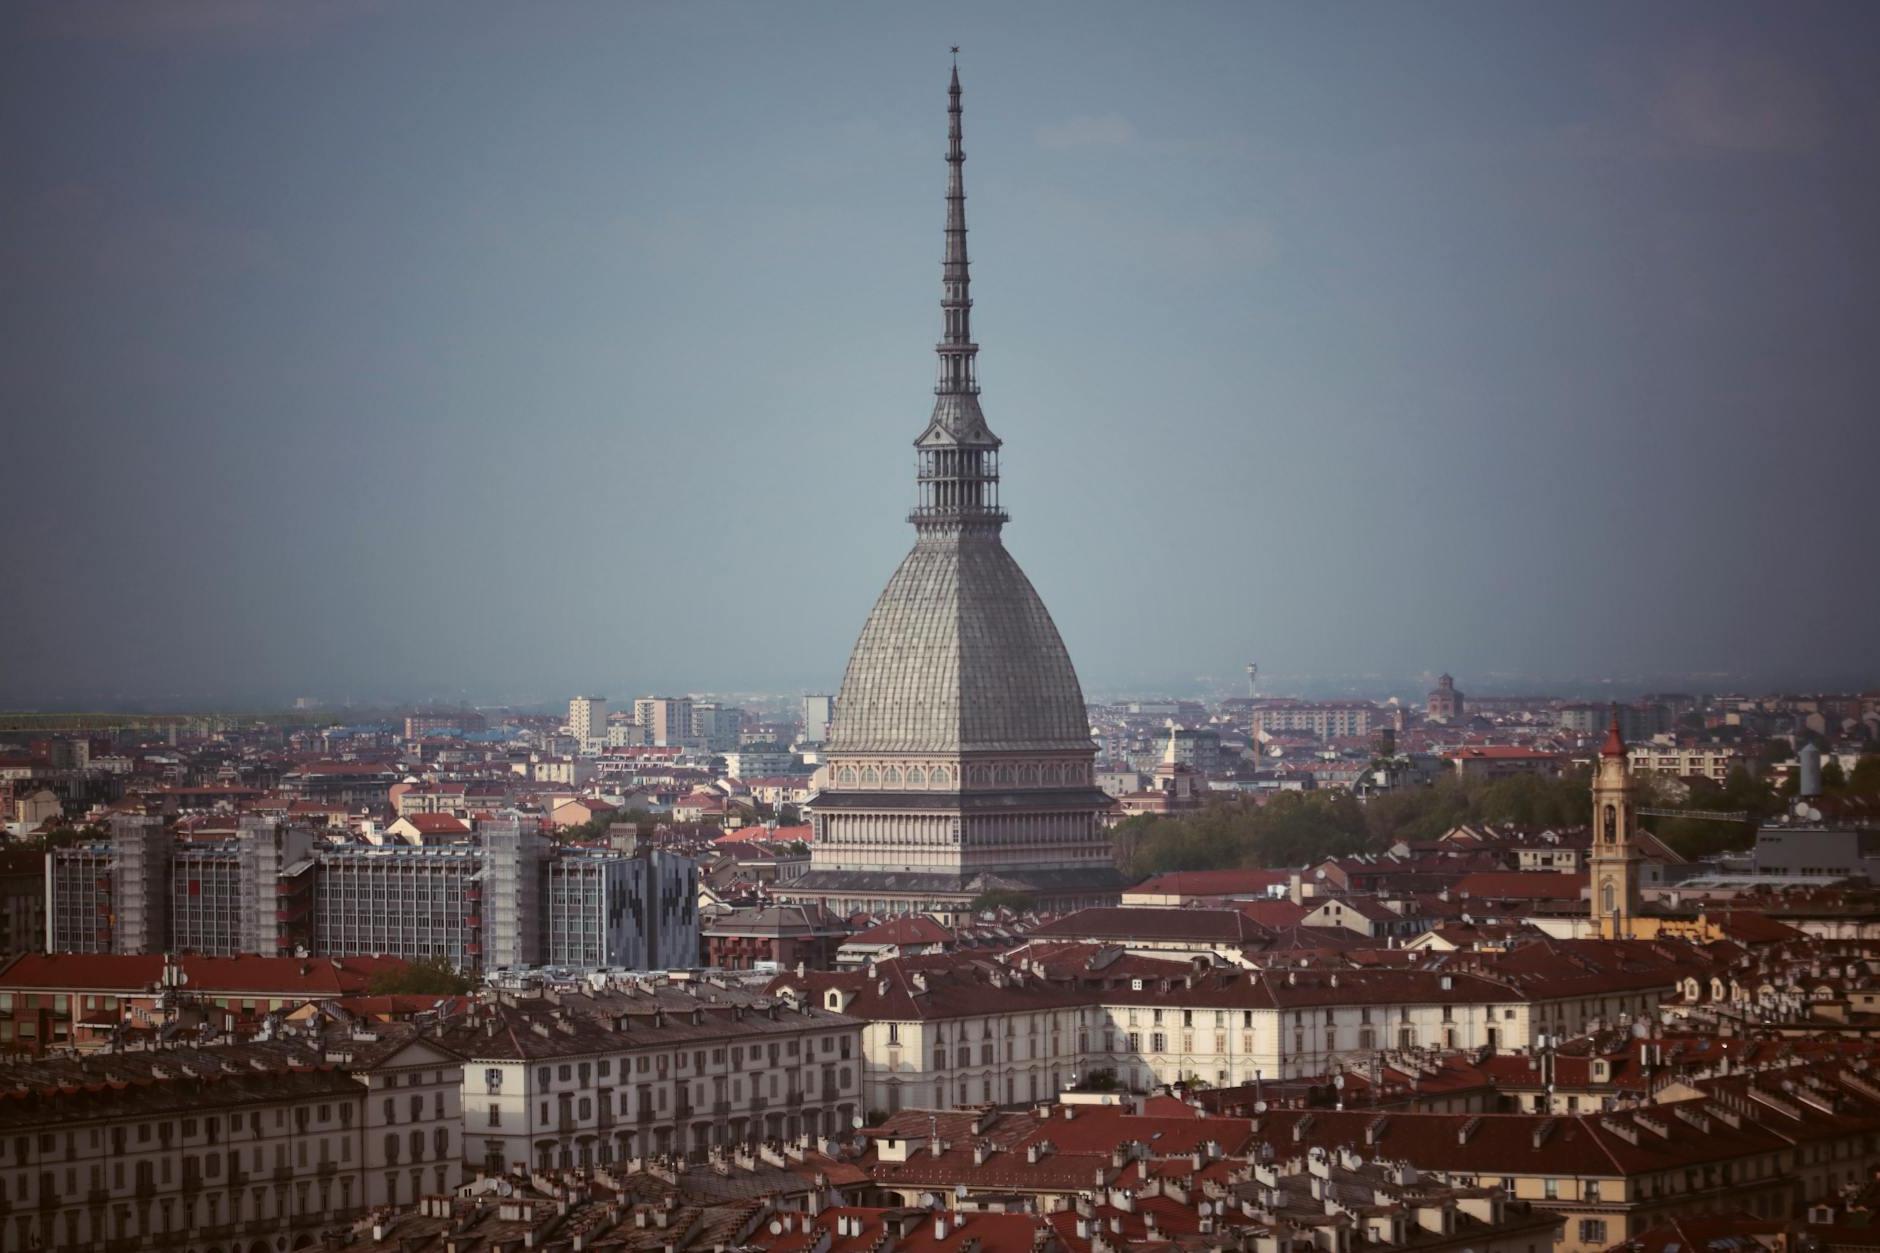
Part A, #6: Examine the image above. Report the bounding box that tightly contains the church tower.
[785,61,1120,919]
[1589,709,1640,939]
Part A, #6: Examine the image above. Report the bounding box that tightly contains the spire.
[912,55,1004,534]
[1600,706,1627,758]
[938,55,973,393]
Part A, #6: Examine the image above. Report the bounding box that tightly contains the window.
[1585,1180,1600,1202]
[1543,1179,1558,1200]
[1579,1221,1607,1244]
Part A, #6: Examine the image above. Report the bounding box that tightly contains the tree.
[369,958,473,996]
[969,889,1036,914]
[1850,756,1880,798]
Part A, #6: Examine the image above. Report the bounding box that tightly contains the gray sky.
[4,1,1877,709]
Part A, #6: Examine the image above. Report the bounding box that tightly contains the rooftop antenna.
[1245,663,1258,699]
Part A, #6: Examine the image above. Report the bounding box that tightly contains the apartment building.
[770,939,1713,1105]
[567,696,607,751]
[635,697,695,749]
[1627,744,1740,782]
[436,982,862,1174]
[1256,1060,1880,1253]
[0,1028,462,1251]
[1251,702,1378,740]
[0,952,405,1054]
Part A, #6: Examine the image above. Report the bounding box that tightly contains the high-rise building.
[567,695,607,750]
[801,694,835,745]
[634,696,694,748]
[787,66,1120,919]
[689,701,743,752]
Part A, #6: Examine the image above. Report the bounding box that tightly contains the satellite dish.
[852,1115,865,1129]
[1254,1101,1268,1114]
[919,1193,936,1208]
[956,1184,968,1199]
[1333,1075,1345,1090]
[769,1221,783,1234]
[1199,1202,1213,1217]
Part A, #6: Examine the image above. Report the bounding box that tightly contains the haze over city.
[4,1,1878,709]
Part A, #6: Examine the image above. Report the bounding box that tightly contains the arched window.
[1602,882,1615,915]
[1603,804,1617,843]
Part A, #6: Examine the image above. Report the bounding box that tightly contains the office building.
[48,816,698,974]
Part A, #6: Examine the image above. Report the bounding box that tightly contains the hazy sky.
[4,2,1877,709]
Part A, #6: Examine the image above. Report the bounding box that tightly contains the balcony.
[317,1160,338,1175]
[272,1165,292,1183]
[85,1188,109,1206]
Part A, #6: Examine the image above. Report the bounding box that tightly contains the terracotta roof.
[1031,907,1272,945]
[0,953,406,996]
[1127,868,1295,896]
[1455,871,1589,901]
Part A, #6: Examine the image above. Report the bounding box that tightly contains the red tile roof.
[0,953,407,997]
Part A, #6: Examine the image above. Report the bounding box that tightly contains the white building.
[567,696,608,753]
[437,983,861,1174]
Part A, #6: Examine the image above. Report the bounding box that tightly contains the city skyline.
[5,2,1879,708]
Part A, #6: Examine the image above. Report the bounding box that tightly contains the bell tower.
[1589,709,1640,939]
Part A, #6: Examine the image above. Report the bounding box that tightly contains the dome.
[829,532,1091,756]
